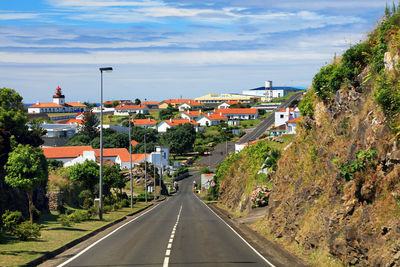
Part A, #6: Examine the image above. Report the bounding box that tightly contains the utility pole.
[129,113,133,208]
[144,133,147,203]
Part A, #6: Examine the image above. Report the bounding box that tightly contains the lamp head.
[99,67,113,72]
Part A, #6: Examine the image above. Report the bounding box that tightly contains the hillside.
[212,8,400,266]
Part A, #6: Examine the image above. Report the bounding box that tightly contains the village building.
[217,101,242,109]
[157,118,199,133]
[274,107,301,127]
[286,117,301,134]
[196,113,228,126]
[177,100,204,111]
[195,93,260,104]
[114,104,149,116]
[213,108,258,120]
[28,86,87,114]
[141,101,160,109]
[132,118,157,129]
[180,110,202,120]
[158,99,196,109]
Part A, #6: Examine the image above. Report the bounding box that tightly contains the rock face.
[261,70,400,266]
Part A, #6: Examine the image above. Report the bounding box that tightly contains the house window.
[280,114,284,118]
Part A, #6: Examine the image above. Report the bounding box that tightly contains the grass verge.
[0,202,150,266]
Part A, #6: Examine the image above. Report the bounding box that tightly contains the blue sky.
[0,0,388,103]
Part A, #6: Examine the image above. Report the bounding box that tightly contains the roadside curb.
[24,203,155,267]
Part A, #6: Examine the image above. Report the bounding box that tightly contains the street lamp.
[144,132,148,203]
[99,66,112,220]
[128,113,133,208]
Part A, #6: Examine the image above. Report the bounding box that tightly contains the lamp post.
[129,113,133,208]
[144,133,148,203]
[99,67,113,220]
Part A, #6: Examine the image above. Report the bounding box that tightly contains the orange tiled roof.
[42,146,93,158]
[161,99,194,105]
[133,118,157,125]
[286,117,302,123]
[66,102,86,107]
[180,100,203,106]
[131,140,139,147]
[181,110,201,117]
[216,108,257,114]
[203,113,228,120]
[29,103,63,108]
[129,154,147,163]
[115,104,147,110]
[93,148,129,158]
[66,119,84,125]
[222,100,241,105]
[164,119,198,126]
[277,107,298,113]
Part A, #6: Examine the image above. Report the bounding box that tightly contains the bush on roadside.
[57,214,74,227]
[69,210,91,223]
[103,205,112,213]
[2,210,24,234]
[88,206,98,217]
[83,198,93,210]
[120,198,130,208]
[13,221,41,241]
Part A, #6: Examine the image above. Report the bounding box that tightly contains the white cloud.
[0,49,330,65]
[0,11,40,20]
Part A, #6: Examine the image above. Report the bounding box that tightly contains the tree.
[113,100,119,107]
[159,106,178,120]
[134,113,147,119]
[134,98,141,105]
[80,111,99,139]
[161,124,196,156]
[131,127,158,143]
[5,145,48,223]
[90,133,129,149]
[103,164,126,196]
[69,160,99,195]
[25,118,47,147]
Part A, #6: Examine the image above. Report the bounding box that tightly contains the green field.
[0,202,150,266]
[46,112,77,118]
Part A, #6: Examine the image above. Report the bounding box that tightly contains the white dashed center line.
[163,205,182,267]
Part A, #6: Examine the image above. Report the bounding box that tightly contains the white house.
[114,104,149,116]
[157,119,199,133]
[286,117,301,134]
[196,113,228,126]
[214,108,258,120]
[28,86,87,114]
[177,100,204,111]
[274,107,300,127]
[132,118,157,129]
[217,101,241,109]
[180,110,202,120]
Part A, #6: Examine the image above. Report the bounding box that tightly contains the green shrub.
[341,43,370,86]
[375,74,400,126]
[299,90,316,118]
[120,199,130,208]
[32,207,41,223]
[57,214,74,227]
[83,198,93,210]
[2,210,24,234]
[312,62,344,102]
[199,167,211,174]
[13,221,41,241]
[103,205,112,213]
[69,210,91,223]
[87,206,98,217]
[339,149,378,181]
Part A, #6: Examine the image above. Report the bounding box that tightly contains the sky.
[0,0,389,103]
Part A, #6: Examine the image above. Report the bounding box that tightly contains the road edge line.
[194,195,275,267]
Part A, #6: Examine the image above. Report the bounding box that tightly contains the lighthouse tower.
[53,86,65,105]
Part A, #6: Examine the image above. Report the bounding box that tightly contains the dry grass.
[0,202,150,266]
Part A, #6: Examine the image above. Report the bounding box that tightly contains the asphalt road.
[58,172,273,267]
[238,92,304,143]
